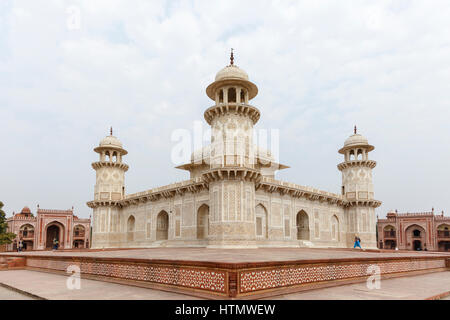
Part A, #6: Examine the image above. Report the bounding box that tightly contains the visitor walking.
[353,235,362,249]
[53,238,59,250]
[17,239,23,252]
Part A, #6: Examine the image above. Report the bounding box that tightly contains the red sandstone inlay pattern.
[239,259,446,293]
[26,259,226,293]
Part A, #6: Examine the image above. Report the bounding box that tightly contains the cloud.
[1,0,450,218]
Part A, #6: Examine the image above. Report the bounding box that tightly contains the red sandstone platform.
[1,248,449,299]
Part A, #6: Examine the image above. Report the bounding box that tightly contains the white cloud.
[1,0,450,218]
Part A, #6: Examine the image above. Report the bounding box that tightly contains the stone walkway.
[0,270,200,300]
[0,284,35,300]
[2,247,449,263]
[1,269,449,300]
[267,271,450,300]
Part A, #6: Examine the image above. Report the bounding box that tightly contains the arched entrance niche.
[45,222,65,249]
[197,204,210,239]
[405,224,426,251]
[296,210,309,240]
[437,224,450,252]
[156,211,169,240]
[127,215,135,242]
[255,204,268,238]
[331,215,339,241]
[19,224,34,250]
[72,225,85,248]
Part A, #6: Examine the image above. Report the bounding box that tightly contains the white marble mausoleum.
[88,53,381,249]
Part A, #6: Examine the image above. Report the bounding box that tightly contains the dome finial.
[354,125,357,134]
[230,48,234,66]
[110,126,113,136]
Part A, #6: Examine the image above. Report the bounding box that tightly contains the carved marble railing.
[258,177,348,205]
[119,177,207,206]
[90,172,383,209]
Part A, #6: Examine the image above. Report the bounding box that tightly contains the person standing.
[18,239,23,252]
[353,235,362,249]
[53,238,59,250]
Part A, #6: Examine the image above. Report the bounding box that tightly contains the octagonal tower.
[338,127,381,248]
[88,128,129,248]
[203,51,261,247]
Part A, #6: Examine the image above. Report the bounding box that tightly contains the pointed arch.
[331,215,339,241]
[156,211,169,240]
[73,224,85,237]
[240,89,246,103]
[197,204,210,239]
[255,204,268,238]
[105,150,111,162]
[45,221,65,249]
[296,210,309,240]
[127,215,135,241]
[405,224,426,250]
[357,149,363,160]
[228,87,236,103]
[19,224,34,238]
[349,149,355,161]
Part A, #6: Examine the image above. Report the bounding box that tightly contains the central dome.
[215,65,249,82]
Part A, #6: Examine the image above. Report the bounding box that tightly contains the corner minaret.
[338,127,381,248]
[202,51,261,247]
[88,128,129,248]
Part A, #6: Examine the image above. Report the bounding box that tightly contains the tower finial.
[110,127,113,136]
[354,125,357,134]
[230,48,234,66]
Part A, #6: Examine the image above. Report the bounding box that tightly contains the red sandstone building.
[377,209,450,252]
[6,206,91,251]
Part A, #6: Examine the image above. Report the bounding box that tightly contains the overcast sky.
[1,0,449,219]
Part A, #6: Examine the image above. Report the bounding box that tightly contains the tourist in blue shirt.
[354,235,362,249]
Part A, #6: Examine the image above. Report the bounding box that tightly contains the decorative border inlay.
[239,259,446,293]
[26,258,226,293]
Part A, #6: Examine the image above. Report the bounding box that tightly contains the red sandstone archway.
[405,224,426,251]
[45,222,65,249]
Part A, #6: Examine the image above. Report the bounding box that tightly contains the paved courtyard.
[268,271,450,300]
[0,270,200,300]
[2,247,449,264]
[0,269,449,300]
[0,285,35,300]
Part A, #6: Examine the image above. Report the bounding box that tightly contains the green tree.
[0,201,16,245]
